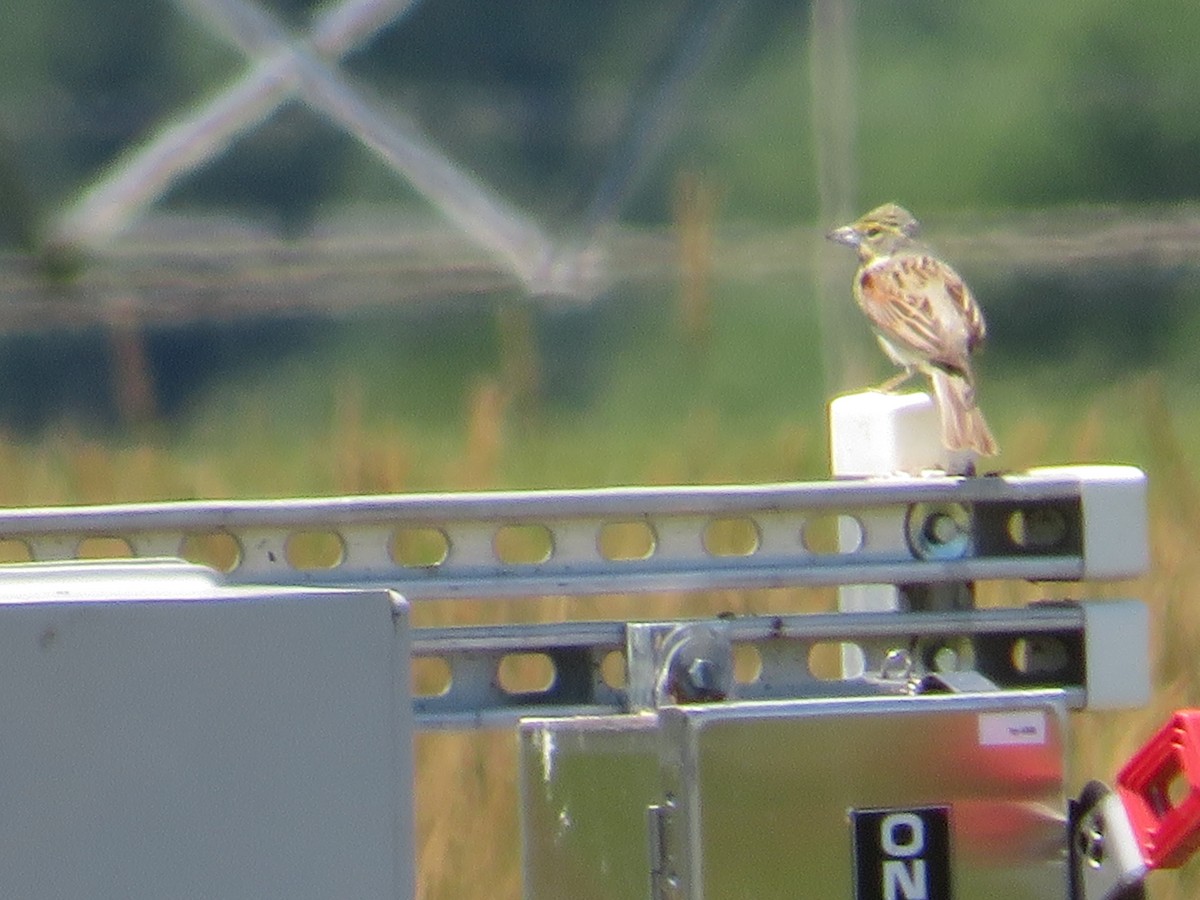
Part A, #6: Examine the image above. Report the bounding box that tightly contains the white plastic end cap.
[1028,465,1149,580]
[1081,599,1150,710]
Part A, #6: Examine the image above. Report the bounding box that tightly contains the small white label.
[978,710,1047,746]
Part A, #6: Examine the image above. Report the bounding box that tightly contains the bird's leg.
[872,367,916,393]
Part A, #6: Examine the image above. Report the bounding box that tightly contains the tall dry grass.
[0,368,1197,898]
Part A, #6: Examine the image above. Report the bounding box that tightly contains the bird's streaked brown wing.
[854,254,984,372]
[938,261,986,349]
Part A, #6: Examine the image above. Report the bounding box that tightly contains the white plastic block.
[829,391,942,662]
[1080,599,1151,709]
[829,390,976,477]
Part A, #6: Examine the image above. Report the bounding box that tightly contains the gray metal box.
[658,692,1068,900]
[0,561,414,900]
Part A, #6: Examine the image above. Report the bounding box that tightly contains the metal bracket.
[624,621,735,710]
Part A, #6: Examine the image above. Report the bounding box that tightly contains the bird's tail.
[930,370,999,457]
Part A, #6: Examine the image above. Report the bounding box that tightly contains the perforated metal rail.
[412,603,1142,727]
[0,465,1147,727]
[0,467,1146,597]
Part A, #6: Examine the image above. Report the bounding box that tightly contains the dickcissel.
[827,203,999,457]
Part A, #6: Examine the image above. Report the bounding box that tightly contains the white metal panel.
[0,562,413,900]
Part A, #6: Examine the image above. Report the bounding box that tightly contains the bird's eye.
[865,226,883,238]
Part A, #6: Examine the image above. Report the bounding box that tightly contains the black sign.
[851,806,952,900]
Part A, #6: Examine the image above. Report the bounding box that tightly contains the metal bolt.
[880,648,913,680]
[655,623,733,705]
[906,502,972,560]
[685,658,723,700]
[1077,813,1106,867]
[926,513,960,545]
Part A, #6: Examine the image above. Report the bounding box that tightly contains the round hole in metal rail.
[284,530,345,570]
[412,656,452,698]
[702,517,760,557]
[1007,507,1068,551]
[0,538,31,564]
[801,514,863,554]
[497,653,556,694]
[494,524,553,565]
[598,520,656,561]
[77,536,135,560]
[600,650,627,689]
[808,642,860,680]
[391,526,450,567]
[1010,636,1069,677]
[179,532,241,572]
[733,644,762,684]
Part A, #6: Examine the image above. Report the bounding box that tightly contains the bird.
[826,203,999,456]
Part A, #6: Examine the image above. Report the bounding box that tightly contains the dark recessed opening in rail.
[974,499,1082,557]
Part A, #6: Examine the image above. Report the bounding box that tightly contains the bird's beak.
[826,225,861,247]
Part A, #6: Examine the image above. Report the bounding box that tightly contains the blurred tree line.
[2,0,1200,251]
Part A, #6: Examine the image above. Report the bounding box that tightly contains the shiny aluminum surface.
[520,714,662,900]
[660,692,1069,900]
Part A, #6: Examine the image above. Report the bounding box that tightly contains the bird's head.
[827,203,921,260]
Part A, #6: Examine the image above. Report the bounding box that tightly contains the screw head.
[684,658,723,699]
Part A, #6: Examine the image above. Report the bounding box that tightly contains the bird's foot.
[871,369,916,393]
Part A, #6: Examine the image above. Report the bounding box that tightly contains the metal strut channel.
[0,466,1147,599]
[411,602,1144,728]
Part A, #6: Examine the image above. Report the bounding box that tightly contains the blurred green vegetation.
[0,0,1195,586]
[0,0,1197,420]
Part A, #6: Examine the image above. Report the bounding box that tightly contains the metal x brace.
[53,0,594,297]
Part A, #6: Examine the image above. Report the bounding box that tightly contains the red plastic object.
[1116,710,1200,869]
